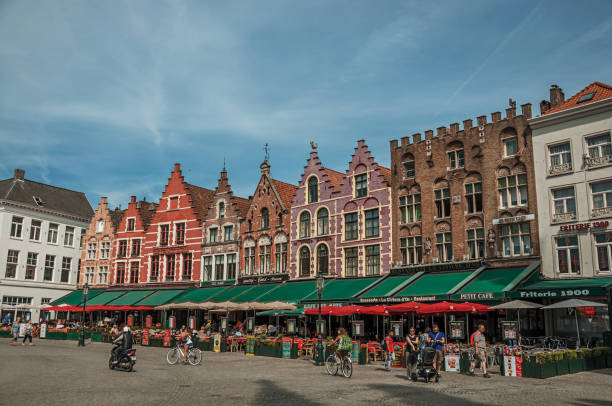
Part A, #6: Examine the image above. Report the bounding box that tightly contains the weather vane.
[310,141,318,150]
[264,143,270,161]
[223,157,226,172]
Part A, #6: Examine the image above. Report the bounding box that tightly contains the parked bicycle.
[166,342,202,366]
[325,352,353,378]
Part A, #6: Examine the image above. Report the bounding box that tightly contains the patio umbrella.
[490,299,543,336]
[265,301,298,311]
[416,302,474,314]
[211,301,250,312]
[461,302,494,312]
[541,299,607,347]
[243,302,271,311]
[356,305,389,316]
[386,302,422,313]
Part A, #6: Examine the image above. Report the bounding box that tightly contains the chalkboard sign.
[501,321,519,341]
[287,319,296,335]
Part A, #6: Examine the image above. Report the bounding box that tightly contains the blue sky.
[1,0,611,209]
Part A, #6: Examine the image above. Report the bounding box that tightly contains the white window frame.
[503,137,519,158]
[498,174,528,209]
[10,216,23,239]
[585,132,612,159]
[554,235,581,275]
[29,219,42,242]
[47,223,59,244]
[594,232,612,273]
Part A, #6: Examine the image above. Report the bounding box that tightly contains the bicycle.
[325,351,353,378]
[166,342,202,366]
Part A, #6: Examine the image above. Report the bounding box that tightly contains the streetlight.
[78,283,88,347]
[315,275,325,366]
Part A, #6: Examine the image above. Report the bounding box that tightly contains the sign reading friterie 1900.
[560,221,609,232]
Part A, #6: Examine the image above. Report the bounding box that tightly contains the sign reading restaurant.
[559,221,609,232]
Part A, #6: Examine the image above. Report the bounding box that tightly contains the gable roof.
[233,196,251,218]
[271,179,298,210]
[323,168,344,190]
[378,165,392,185]
[185,183,215,223]
[137,201,158,229]
[109,208,125,231]
[0,173,93,220]
[545,82,612,115]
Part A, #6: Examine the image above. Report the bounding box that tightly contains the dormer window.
[219,202,225,219]
[126,218,135,232]
[355,173,367,198]
[33,196,44,206]
[308,177,318,203]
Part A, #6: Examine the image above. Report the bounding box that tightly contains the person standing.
[427,324,445,378]
[10,317,21,345]
[405,327,420,381]
[22,320,33,346]
[3,313,11,326]
[384,330,395,371]
[469,324,490,378]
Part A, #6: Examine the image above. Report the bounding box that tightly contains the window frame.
[299,246,311,277]
[500,222,532,257]
[403,160,415,179]
[498,174,528,209]
[316,208,329,236]
[365,245,380,276]
[447,149,465,170]
[503,137,519,158]
[465,182,483,214]
[434,188,451,218]
[308,176,318,204]
[466,228,485,259]
[29,219,42,241]
[547,140,573,175]
[554,235,581,275]
[354,173,368,198]
[399,236,422,265]
[344,212,358,241]
[399,194,421,223]
[5,249,19,278]
[299,211,311,238]
[364,208,380,238]
[594,232,612,273]
[10,216,23,239]
[435,232,453,262]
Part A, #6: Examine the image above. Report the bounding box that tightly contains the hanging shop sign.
[351,320,364,337]
[492,214,535,225]
[559,221,609,232]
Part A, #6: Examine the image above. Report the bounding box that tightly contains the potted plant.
[581,349,595,370]
[565,350,583,373]
[592,347,606,369]
[523,352,557,379]
[553,351,568,375]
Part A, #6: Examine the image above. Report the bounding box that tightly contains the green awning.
[232,284,280,303]
[394,272,472,300]
[257,307,304,316]
[451,266,537,301]
[209,285,255,302]
[52,289,103,305]
[107,290,156,306]
[510,277,612,299]
[175,287,230,303]
[302,277,382,302]
[86,291,128,305]
[256,281,316,304]
[358,275,422,301]
[135,289,185,306]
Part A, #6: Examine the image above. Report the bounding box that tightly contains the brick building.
[79,197,123,287]
[201,169,250,282]
[239,159,297,283]
[389,101,539,271]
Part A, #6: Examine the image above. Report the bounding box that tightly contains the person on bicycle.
[176,325,191,364]
[331,327,351,363]
[469,324,490,378]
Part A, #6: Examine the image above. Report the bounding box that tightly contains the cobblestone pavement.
[1,339,611,406]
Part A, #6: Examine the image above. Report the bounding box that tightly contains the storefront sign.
[163,329,172,347]
[145,315,152,328]
[516,288,599,299]
[449,321,465,340]
[503,356,522,377]
[40,323,47,339]
[459,292,494,300]
[559,221,609,232]
[492,214,535,225]
[391,260,482,275]
[201,280,235,287]
[239,274,289,285]
[141,329,149,346]
[127,315,134,327]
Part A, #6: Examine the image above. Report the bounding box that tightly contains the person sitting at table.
[268,324,277,335]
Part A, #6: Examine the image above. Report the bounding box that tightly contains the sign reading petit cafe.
[559,221,609,232]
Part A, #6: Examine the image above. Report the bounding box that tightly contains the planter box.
[0,330,11,337]
[584,358,596,371]
[196,340,212,351]
[255,343,281,357]
[91,333,102,342]
[594,356,606,369]
[66,333,79,340]
[556,360,569,375]
[568,359,585,373]
[607,354,612,368]
[522,360,557,379]
[46,332,67,340]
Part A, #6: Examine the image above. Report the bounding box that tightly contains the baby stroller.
[417,347,438,383]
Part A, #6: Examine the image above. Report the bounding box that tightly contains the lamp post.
[315,275,325,366]
[78,283,88,347]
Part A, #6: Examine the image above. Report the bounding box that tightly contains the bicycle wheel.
[325,354,339,376]
[166,348,180,365]
[188,348,202,366]
[341,359,352,378]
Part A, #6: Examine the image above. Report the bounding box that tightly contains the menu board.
[501,322,519,341]
[245,335,255,356]
[40,323,47,339]
[503,356,522,377]
[163,329,172,347]
[449,321,465,340]
[213,333,221,353]
[287,319,296,335]
[141,329,149,346]
[445,355,460,372]
[352,321,364,337]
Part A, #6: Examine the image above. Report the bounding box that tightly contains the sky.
[1,0,611,209]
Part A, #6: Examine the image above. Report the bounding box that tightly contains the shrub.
[565,350,578,360]
[536,352,553,364]
[552,352,564,362]
[580,349,593,359]
[592,348,603,357]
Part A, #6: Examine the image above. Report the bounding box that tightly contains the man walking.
[427,324,445,379]
[10,317,21,346]
[469,324,490,378]
[2,313,11,326]
[384,330,395,371]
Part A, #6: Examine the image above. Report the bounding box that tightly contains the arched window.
[317,244,328,275]
[317,208,329,236]
[308,177,318,203]
[261,208,269,229]
[299,211,311,238]
[218,202,225,219]
[299,246,311,277]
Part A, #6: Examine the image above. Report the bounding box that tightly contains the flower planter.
[91,333,102,342]
[568,359,585,373]
[0,330,10,338]
[555,359,569,375]
[66,333,80,340]
[594,356,606,369]
[196,340,212,351]
[46,331,67,340]
[584,358,596,371]
[522,360,557,379]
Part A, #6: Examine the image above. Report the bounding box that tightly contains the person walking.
[22,320,33,346]
[427,324,445,379]
[405,327,419,381]
[384,330,395,371]
[469,324,490,378]
[10,317,21,346]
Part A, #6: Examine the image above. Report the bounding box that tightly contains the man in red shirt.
[384,330,395,371]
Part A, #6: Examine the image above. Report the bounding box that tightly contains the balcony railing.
[585,154,612,170]
[552,212,576,223]
[592,207,612,219]
[548,163,572,176]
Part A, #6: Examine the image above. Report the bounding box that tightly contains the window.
[399,194,420,223]
[116,263,126,284]
[64,226,74,247]
[167,254,177,281]
[44,255,54,281]
[501,223,531,257]
[467,228,485,259]
[218,202,225,219]
[400,236,422,265]
[150,256,160,282]
[182,253,192,280]
[5,250,18,278]
[96,220,105,233]
[60,257,71,283]
[345,248,358,277]
[308,177,318,203]
[33,196,44,206]
[1,296,32,306]
[160,224,169,246]
[47,223,58,244]
[118,240,128,257]
[552,187,576,216]
[591,181,612,211]
[555,235,580,275]
[99,241,109,259]
[317,208,329,236]
[365,209,379,238]
[175,223,185,245]
[587,133,612,158]
[436,232,452,262]
[344,213,358,241]
[548,142,572,174]
[317,245,329,275]
[209,228,218,243]
[169,196,179,210]
[25,252,37,280]
[224,225,233,241]
[99,266,109,284]
[245,248,255,275]
[465,183,483,213]
[504,138,519,157]
[127,218,135,231]
[578,92,596,103]
[131,239,141,257]
[275,243,287,273]
[435,188,451,218]
[226,254,237,279]
[299,212,311,238]
[30,220,41,241]
[365,245,380,275]
[10,216,23,238]
[129,262,139,283]
[259,245,271,274]
[595,232,612,273]
[403,160,415,178]
[87,242,97,260]
[299,246,310,277]
[202,256,212,281]
[41,297,51,305]
[85,267,95,284]
[80,229,85,248]
[215,255,224,280]
[355,173,368,198]
[261,208,269,229]
[448,149,464,169]
[498,174,528,208]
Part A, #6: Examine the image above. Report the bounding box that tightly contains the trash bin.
[359,345,367,365]
[459,351,471,374]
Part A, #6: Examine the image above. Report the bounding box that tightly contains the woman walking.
[22,320,33,346]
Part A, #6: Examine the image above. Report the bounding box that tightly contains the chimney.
[100,196,108,205]
[540,100,551,115]
[491,112,501,122]
[477,115,487,127]
[521,103,532,119]
[173,163,181,172]
[463,119,473,131]
[550,84,565,107]
[14,168,25,180]
[260,160,271,176]
[413,133,422,143]
[450,123,459,134]
[130,196,137,204]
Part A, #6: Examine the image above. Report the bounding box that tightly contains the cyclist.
[331,327,352,364]
[176,325,191,364]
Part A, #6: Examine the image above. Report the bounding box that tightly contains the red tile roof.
[545,82,612,115]
[323,168,345,190]
[233,196,251,218]
[271,179,298,210]
[185,183,215,222]
[138,201,158,229]
[378,165,392,185]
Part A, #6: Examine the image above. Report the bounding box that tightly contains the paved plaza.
[1,339,611,406]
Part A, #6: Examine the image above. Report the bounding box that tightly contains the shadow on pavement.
[571,400,612,406]
[363,382,487,406]
[252,379,324,406]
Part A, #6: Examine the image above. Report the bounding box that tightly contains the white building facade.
[0,169,92,322]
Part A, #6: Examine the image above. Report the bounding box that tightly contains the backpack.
[470,331,478,346]
[341,335,352,351]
